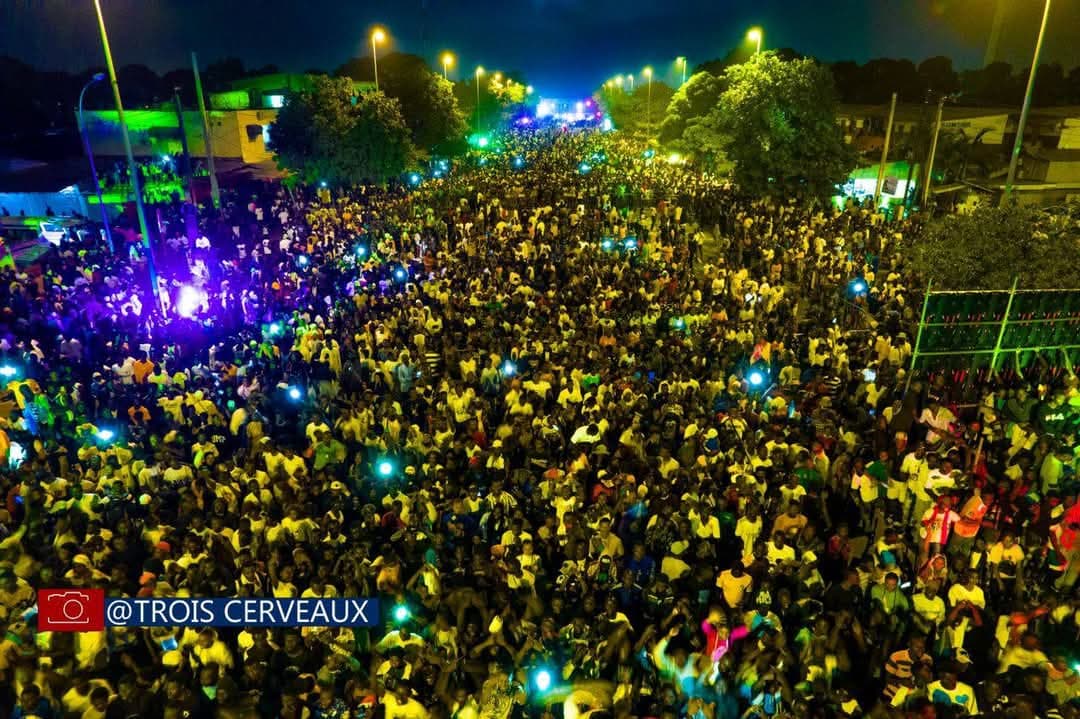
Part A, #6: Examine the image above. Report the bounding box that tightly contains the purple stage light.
[177,285,202,319]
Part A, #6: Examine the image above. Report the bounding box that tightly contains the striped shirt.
[883,649,931,700]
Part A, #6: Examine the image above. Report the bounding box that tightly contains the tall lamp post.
[371,28,386,91]
[677,57,687,85]
[628,74,634,92]
[441,52,454,80]
[77,73,114,253]
[747,27,763,54]
[92,0,159,311]
[1002,0,1052,204]
[475,66,485,133]
[643,67,653,136]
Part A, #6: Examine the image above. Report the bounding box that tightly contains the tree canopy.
[716,53,855,202]
[658,71,727,166]
[596,82,674,137]
[335,52,466,154]
[910,203,1080,291]
[269,75,413,186]
[454,71,532,134]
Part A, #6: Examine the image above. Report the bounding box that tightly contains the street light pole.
[644,67,653,136]
[984,0,1007,67]
[475,67,484,133]
[748,28,763,54]
[922,94,946,209]
[678,57,687,85]
[1002,0,1052,205]
[873,92,898,209]
[92,0,160,311]
[371,29,385,91]
[191,52,220,209]
[78,73,114,253]
[172,87,195,205]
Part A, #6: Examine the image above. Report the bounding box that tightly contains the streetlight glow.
[747,27,763,54]
[644,67,654,136]
[526,85,534,94]
[441,52,454,80]
[677,56,687,85]
[371,26,387,91]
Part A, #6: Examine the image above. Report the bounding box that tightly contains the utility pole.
[921,95,946,209]
[192,52,220,208]
[172,88,195,205]
[92,0,160,310]
[984,0,1007,67]
[1002,0,1052,205]
[873,92,898,209]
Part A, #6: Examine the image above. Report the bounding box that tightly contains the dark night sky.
[2,0,1077,98]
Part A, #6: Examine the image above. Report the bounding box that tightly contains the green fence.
[910,279,1080,372]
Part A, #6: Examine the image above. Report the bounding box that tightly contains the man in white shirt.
[920,494,960,561]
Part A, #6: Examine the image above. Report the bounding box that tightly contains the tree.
[917,56,959,97]
[269,75,413,186]
[340,92,414,184]
[335,52,466,153]
[454,71,532,134]
[716,53,855,202]
[116,64,164,108]
[658,71,728,166]
[203,58,246,92]
[597,82,674,137]
[910,203,1080,290]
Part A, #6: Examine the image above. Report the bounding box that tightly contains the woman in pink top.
[700,609,750,682]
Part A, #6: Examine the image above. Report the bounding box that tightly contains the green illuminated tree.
[659,71,728,166]
[597,82,674,136]
[911,203,1080,291]
[717,53,855,201]
[269,75,413,185]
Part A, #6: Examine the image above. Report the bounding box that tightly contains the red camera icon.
[37,589,105,631]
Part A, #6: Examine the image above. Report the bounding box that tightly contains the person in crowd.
[0,126,1078,719]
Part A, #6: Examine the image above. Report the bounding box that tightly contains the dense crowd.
[0,126,1078,719]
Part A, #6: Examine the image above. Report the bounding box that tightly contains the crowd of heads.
[0,125,1079,719]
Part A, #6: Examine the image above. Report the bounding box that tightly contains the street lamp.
[677,56,687,85]
[92,0,159,311]
[78,72,114,253]
[441,52,454,80]
[493,72,503,83]
[615,75,624,89]
[643,67,653,135]
[747,27,763,54]
[371,27,386,91]
[628,73,635,92]
[1003,0,1051,204]
[475,66,484,132]
[526,85,534,95]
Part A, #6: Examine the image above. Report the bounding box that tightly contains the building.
[0,157,89,217]
[81,73,376,166]
[82,107,278,166]
[835,103,1080,207]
